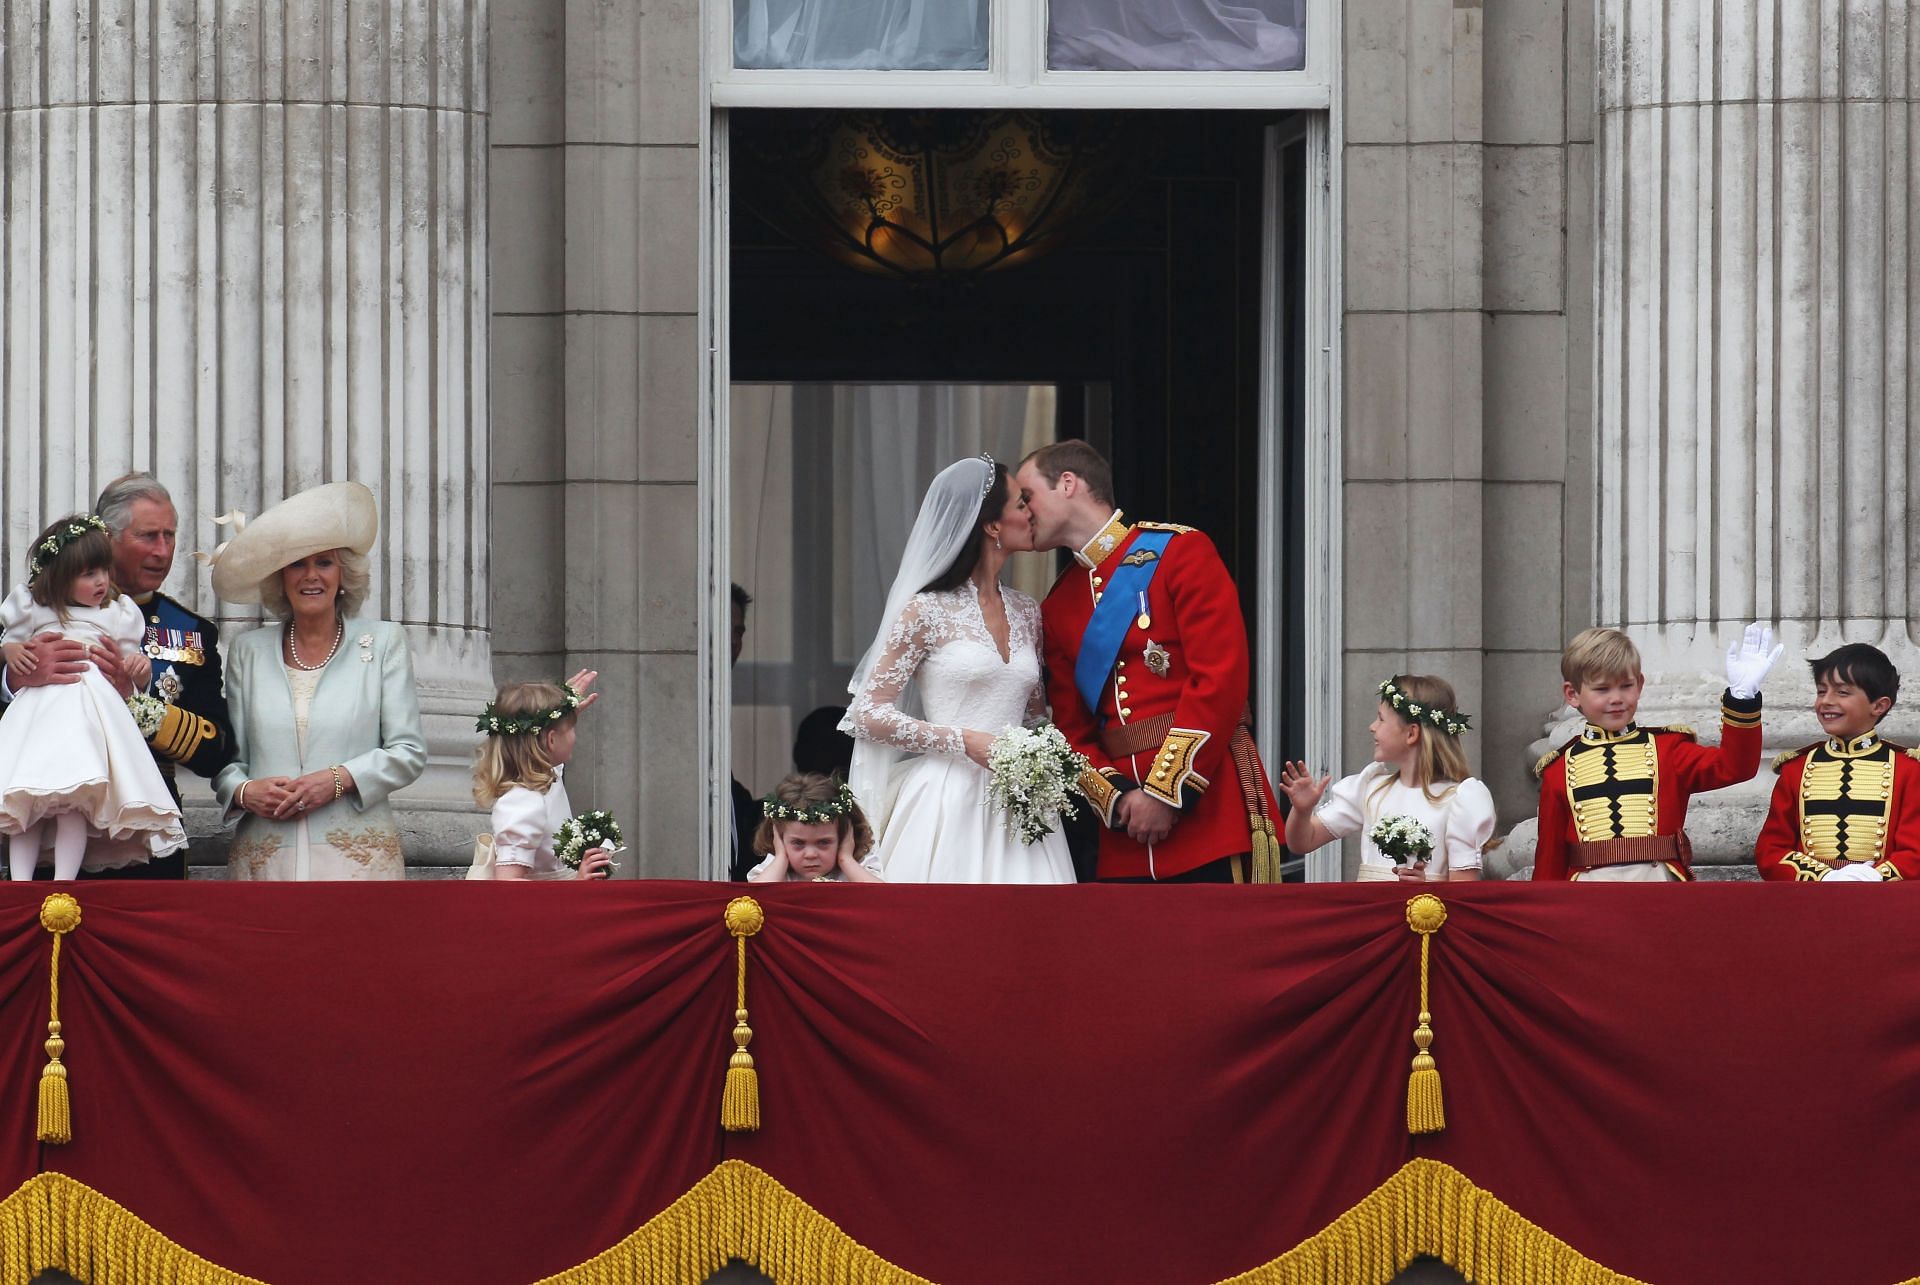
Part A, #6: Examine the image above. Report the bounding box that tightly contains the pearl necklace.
[287,615,345,671]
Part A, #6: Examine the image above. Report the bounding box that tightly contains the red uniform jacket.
[1755,734,1920,881]
[1040,514,1279,880]
[1532,695,1763,881]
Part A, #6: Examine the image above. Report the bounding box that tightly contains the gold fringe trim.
[532,1159,933,1285]
[0,1171,266,1285]
[1213,1158,1650,1285]
[25,1157,1920,1285]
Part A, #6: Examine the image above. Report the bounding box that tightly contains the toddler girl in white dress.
[746,773,883,883]
[0,514,186,880]
[468,674,613,881]
[1278,675,1495,882]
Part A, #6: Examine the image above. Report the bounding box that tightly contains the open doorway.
[724,108,1312,872]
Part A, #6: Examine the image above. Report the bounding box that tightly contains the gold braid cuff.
[1778,852,1827,883]
[1142,728,1210,808]
[1078,767,1125,827]
[149,702,217,762]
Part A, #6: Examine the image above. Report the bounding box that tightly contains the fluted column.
[1591,0,1917,863]
[0,0,490,862]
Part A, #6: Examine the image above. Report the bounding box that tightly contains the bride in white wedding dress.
[841,455,1076,883]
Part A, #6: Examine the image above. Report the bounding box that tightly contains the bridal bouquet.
[1368,815,1434,866]
[125,692,168,739]
[555,810,624,870]
[985,724,1092,844]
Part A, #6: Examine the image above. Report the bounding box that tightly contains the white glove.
[1823,861,1883,883]
[1723,622,1783,699]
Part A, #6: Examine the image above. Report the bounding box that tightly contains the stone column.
[1,0,491,864]
[1586,0,1918,867]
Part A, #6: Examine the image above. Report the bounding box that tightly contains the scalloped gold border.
[24,1157,1905,1285]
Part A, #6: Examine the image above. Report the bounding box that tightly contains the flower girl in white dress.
[1278,675,1494,882]
[841,455,1076,884]
[468,674,613,881]
[0,515,186,880]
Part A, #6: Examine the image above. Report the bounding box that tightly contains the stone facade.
[6,0,1907,882]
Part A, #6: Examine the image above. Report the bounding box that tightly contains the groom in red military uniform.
[1015,441,1282,883]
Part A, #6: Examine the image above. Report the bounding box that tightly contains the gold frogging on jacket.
[1564,734,1658,842]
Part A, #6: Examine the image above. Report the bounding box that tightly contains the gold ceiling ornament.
[739,110,1134,281]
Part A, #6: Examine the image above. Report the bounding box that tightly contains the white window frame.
[708,0,1332,109]
[698,0,1346,881]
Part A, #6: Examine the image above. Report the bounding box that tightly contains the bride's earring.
[991,526,1002,551]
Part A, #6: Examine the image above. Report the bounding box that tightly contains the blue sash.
[1074,530,1174,713]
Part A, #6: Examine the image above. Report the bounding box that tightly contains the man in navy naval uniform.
[3,473,235,879]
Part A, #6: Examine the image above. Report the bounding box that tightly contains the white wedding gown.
[847,585,1076,883]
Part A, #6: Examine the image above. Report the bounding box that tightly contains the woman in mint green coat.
[209,483,426,880]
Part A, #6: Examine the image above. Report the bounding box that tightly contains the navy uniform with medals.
[113,590,236,878]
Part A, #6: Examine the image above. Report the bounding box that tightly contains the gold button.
[1093,576,1104,587]
[1094,593,1103,603]
[1121,707,1132,717]
[1117,660,1127,669]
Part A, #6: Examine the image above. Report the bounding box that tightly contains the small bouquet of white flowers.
[985,723,1092,844]
[126,692,167,739]
[1369,815,1434,866]
[555,810,623,870]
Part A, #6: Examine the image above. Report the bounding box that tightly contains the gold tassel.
[721,896,765,1133]
[36,893,81,1145]
[1404,893,1447,1136]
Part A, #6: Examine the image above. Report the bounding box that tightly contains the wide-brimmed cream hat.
[205,481,379,603]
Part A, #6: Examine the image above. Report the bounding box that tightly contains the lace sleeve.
[846,596,966,758]
[1014,592,1049,726]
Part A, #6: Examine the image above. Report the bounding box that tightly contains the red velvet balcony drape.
[1,882,1916,1285]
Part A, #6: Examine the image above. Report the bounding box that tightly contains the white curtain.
[1049,0,1306,71]
[734,0,988,69]
[730,383,1057,794]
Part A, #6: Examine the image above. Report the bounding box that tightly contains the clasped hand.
[243,769,353,820]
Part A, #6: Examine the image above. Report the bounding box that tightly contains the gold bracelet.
[237,781,251,811]
[330,765,345,801]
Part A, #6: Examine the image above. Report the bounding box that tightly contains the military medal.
[157,669,184,704]
[1135,591,1151,632]
[1144,639,1171,677]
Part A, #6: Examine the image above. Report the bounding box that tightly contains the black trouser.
[1102,854,1246,884]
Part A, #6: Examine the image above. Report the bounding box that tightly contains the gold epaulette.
[1773,743,1819,774]
[1881,738,1919,760]
[1646,724,1697,741]
[1532,737,1578,781]
[1134,520,1195,534]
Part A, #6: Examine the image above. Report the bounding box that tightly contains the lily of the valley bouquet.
[985,724,1092,844]
[125,692,168,739]
[555,810,624,871]
[1368,815,1434,867]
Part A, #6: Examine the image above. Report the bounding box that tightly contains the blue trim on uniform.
[1074,530,1175,714]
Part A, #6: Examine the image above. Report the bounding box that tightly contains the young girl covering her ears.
[746,772,883,883]
[1278,675,1494,882]
[469,672,613,881]
[0,514,186,880]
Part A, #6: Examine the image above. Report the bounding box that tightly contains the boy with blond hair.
[1532,624,1780,881]
[1757,643,1920,882]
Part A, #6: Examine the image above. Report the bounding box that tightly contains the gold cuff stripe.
[1722,705,1763,728]
[151,704,216,761]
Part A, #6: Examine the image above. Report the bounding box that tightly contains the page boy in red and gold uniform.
[1757,643,1920,882]
[1016,442,1281,883]
[1532,625,1779,881]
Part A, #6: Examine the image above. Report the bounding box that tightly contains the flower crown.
[763,780,857,824]
[1378,679,1472,737]
[477,682,583,737]
[29,515,108,580]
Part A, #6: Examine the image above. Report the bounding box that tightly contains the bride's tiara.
[978,453,997,501]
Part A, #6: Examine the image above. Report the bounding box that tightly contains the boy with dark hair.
[1757,643,1920,882]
